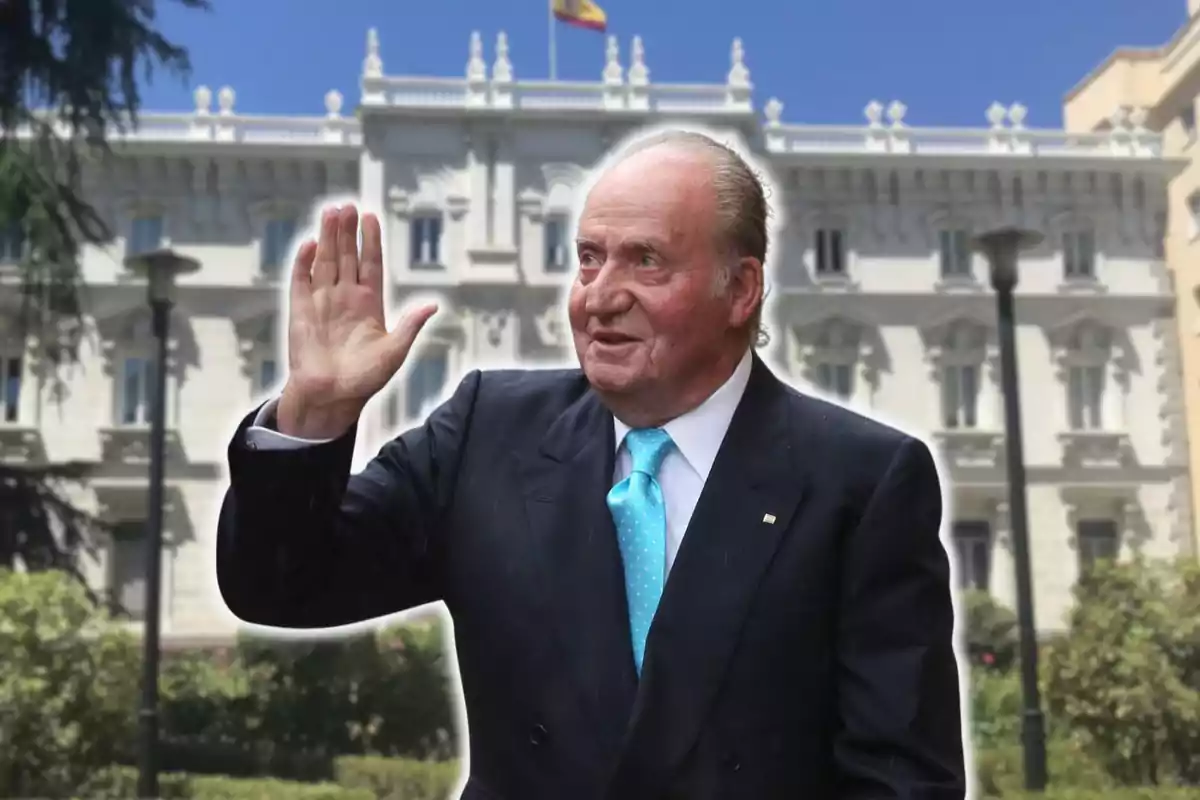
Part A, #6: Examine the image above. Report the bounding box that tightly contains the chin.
[581,358,641,394]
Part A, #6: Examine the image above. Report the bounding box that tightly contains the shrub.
[334,755,462,800]
[1044,558,1200,786]
[974,736,1113,797]
[0,569,141,798]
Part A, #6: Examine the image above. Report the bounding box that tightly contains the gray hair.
[615,129,771,347]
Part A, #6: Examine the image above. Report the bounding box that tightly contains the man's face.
[568,146,752,405]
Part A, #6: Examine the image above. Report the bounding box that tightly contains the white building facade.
[0,29,1189,640]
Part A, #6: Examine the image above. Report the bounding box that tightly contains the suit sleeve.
[832,436,967,799]
[215,370,482,630]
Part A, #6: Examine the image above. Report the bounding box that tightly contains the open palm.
[280,204,436,437]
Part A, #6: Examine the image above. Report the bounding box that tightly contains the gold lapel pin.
[762,513,777,524]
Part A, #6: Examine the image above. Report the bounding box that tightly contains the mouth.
[591,332,639,346]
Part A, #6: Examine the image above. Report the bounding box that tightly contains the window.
[257,358,277,393]
[942,363,979,429]
[119,357,155,425]
[1077,519,1119,574]
[939,229,972,278]
[410,215,443,268]
[1182,103,1196,143]
[815,361,853,400]
[0,222,24,263]
[109,521,147,619]
[0,354,20,423]
[544,214,570,273]
[261,217,296,275]
[1188,193,1200,240]
[129,215,164,255]
[814,228,845,275]
[952,520,991,592]
[405,351,448,419]
[1067,364,1105,431]
[1063,230,1095,279]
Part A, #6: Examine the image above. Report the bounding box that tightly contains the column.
[493,137,516,249]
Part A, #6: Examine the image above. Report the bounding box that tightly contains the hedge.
[1002,792,1200,799]
[71,758,462,800]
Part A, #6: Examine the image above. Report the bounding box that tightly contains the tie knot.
[623,427,673,477]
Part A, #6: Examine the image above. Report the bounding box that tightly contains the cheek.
[641,293,718,339]
[566,284,586,326]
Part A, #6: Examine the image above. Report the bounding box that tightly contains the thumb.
[383,303,439,373]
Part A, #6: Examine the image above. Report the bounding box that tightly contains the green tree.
[1044,557,1200,786]
[961,589,1020,671]
[0,0,208,578]
[0,568,141,797]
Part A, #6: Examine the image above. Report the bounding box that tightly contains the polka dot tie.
[607,427,674,676]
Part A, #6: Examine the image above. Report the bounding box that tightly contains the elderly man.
[216,130,966,799]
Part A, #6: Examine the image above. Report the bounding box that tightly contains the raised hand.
[276,204,437,439]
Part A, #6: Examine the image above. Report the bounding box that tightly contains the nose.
[583,262,634,318]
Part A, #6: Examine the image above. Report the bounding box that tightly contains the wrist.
[276,387,362,440]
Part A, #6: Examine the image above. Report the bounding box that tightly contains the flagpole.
[548,0,558,80]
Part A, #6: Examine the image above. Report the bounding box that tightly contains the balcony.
[933,429,1005,470]
[1058,430,1134,469]
[0,424,45,463]
[98,426,184,467]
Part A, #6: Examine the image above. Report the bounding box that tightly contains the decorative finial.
[628,35,649,84]
[467,30,487,82]
[764,97,783,126]
[193,85,212,115]
[1128,106,1148,131]
[886,100,907,127]
[986,102,1008,128]
[325,89,344,118]
[493,31,513,82]
[864,100,884,127]
[364,28,383,77]
[217,86,235,115]
[1007,103,1027,129]
[727,37,749,88]
[603,35,623,84]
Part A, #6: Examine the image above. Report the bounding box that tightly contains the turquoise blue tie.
[607,427,673,676]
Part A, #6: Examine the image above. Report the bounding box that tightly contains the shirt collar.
[613,347,754,482]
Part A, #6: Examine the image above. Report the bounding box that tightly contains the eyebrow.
[575,237,671,254]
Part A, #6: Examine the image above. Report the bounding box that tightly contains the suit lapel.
[516,387,638,761]
[607,356,811,797]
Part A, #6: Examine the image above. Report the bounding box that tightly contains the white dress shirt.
[242,349,755,577]
[612,348,752,574]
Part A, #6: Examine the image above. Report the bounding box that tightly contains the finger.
[384,303,439,372]
[359,212,384,294]
[289,239,317,305]
[290,239,316,286]
[312,208,340,287]
[337,204,360,285]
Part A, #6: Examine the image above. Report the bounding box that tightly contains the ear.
[726,256,763,328]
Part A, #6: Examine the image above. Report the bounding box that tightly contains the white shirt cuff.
[244,396,336,450]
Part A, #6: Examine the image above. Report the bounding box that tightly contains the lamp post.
[972,227,1048,792]
[122,247,200,800]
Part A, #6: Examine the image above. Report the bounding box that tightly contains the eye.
[637,252,657,267]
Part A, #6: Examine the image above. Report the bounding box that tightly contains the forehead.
[578,147,715,247]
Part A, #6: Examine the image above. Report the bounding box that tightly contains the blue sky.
[139,0,1184,129]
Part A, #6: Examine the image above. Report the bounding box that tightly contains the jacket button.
[723,751,740,772]
[529,723,548,746]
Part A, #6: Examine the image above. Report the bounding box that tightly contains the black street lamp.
[972,227,1048,792]
[122,247,200,800]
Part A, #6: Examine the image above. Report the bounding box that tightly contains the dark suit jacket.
[216,355,966,799]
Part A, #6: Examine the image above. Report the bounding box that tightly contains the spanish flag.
[553,0,607,32]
